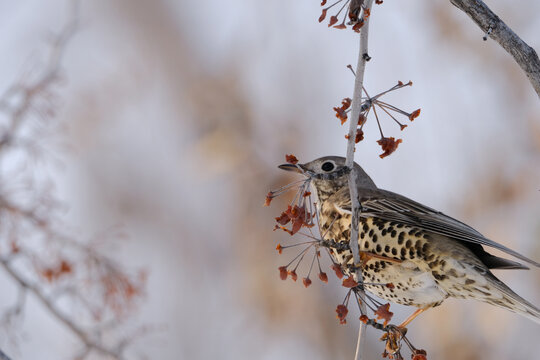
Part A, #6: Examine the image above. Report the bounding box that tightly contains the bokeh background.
[0,0,539,359]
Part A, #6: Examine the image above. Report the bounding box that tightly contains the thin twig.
[0,258,124,359]
[344,1,375,360]
[0,3,144,357]
[450,0,540,97]
[0,349,12,360]
[0,3,79,152]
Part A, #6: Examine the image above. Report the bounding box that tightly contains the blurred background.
[0,0,539,359]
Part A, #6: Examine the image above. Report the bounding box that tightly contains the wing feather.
[333,187,540,268]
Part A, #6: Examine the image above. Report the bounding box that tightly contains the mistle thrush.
[279,156,540,325]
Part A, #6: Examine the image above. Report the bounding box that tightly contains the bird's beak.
[278,163,305,174]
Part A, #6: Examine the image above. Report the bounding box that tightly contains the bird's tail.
[485,272,540,324]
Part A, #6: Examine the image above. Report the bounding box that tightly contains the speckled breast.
[319,207,448,308]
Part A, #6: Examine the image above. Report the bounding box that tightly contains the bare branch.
[0,258,124,360]
[0,6,78,152]
[450,0,540,97]
[0,285,26,330]
[0,349,12,360]
[345,1,375,360]
[0,2,146,358]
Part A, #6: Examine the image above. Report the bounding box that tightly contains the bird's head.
[278,156,376,202]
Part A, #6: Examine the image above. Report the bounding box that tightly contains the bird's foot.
[380,325,406,355]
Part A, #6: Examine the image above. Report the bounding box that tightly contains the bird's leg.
[380,307,429,355]
[349,251,404,273]
[397,307,429,329]
[359,251,403,265]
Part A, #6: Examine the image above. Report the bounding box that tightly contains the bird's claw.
[380,325,406,355]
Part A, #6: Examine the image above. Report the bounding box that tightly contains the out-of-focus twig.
[0,2,146,359]
[450,0,540,97]
[0,5,78,152]
[0,194,143,359]
[344,1,374,360]
[0,349,12,360]
[0,258,124,360]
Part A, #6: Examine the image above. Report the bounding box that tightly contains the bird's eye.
[321,161,335,172]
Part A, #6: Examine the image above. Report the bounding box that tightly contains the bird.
[278,155,540,327]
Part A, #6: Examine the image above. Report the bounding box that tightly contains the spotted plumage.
[279,156,540,324]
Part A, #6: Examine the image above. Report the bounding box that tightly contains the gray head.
[278,156,377,202]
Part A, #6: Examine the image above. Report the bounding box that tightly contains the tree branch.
[345,1,375,360]
[0,2,78,152]
[0,349,12,360]
[0,258,124,360]
[0,2,146,359]
[450,0,540,97]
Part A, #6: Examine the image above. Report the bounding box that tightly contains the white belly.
[362,260,448,307]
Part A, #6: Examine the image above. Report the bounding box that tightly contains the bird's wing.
[333,187,540,268]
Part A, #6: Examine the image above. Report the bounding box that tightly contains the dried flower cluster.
[40,259,73,282]
[275,205,314,235]
[334,81,421,158]
[318,0,384,32]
